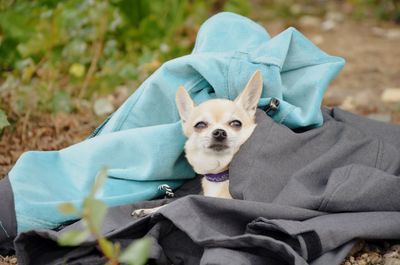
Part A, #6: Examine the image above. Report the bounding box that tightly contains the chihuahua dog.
[132,70,262,216]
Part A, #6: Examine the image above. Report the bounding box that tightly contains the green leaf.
[52,91,72,113]
[119,63,138,80]
[98,238,115,258]
[0,110,10,131]
[69,63,86,78]
[90,167,108,195]
[84,197,107,232]
[118,237,150,265]
[58,202,78,215]
[57,229,90,246]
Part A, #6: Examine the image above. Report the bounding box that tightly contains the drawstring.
[0,221,10,238]
[158,184,175,198]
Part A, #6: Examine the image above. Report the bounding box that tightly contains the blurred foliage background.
[0,0,399,130]
[0,0,400,138]
[0,0,252,130]
[0,0,399,132]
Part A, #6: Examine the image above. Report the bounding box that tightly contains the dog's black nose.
[212,129,227,141]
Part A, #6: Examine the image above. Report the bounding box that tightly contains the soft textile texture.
[13,108,400,265]
[7,12,344,232]
[0,177,16,253]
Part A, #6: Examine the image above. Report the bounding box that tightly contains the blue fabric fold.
[8,12,345,232]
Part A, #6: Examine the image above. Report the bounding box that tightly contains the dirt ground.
[0,17,399,265]
[266,17,400,119]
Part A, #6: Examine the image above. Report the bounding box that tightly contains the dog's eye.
[194,121,207,129]
[229,120,242,128]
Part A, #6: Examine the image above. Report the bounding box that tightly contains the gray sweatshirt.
[8,108,400,265]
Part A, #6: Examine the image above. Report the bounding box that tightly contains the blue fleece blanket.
[8,12,345,232]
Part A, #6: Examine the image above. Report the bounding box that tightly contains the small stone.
[290,4,303,14]
[357,259,367,265]
[324,89,346,107]
[350,256,355,262]
[353,90,381,111]
[112,86,130,107]
[384,257,400,265]
[384,246,400,265]
[339,96,356,111]
[311,35,324,45]
[381,88,400,103]
[160,43,170,53]
[298,16,321,28]
[93,97,115,116]
[385,252,398,259]
[390,245,400,252]
[385,29,400,40]
[325,11,345,22]
[368,252,383,264]
[372,27,400,40]
[372,27,386,37]
[321,19,336,31]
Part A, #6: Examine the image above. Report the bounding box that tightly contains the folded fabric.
[6,12,344,233]
[13,108,400,265]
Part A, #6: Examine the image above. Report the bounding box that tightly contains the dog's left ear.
[235,70,263,118]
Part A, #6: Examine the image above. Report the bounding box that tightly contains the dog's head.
[176,70,263,174]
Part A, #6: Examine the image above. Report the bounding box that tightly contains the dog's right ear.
[234,70,263,118]
[176,86,194,123]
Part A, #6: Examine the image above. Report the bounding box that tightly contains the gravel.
[342,241,400,265]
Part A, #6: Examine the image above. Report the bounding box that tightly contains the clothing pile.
[1,12,399,265]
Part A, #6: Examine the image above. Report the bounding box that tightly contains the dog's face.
[175,70,263,174]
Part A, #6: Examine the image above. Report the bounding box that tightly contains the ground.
[262,17,400,118]
[1,16,400,265]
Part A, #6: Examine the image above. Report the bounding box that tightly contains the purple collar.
[205,170,229,182]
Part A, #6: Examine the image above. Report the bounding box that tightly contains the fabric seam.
[0,221,9,238]
[226,53,234,99]
[374,139,382,169]
[114,84,146,131]
[378,140,384,170]
[322,165,354,211]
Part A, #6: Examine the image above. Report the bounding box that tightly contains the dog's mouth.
[208,143,229,151]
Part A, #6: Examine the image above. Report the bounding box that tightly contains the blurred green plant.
[0,109,10,131]
[349,0,400,22]
[58,168,150,265]
[2,0,396,132]
[0,0,249,126]
[255,0,400,22]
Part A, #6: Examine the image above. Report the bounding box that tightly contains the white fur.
[202,179,231,198]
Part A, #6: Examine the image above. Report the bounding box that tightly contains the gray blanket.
[13,108,400,265]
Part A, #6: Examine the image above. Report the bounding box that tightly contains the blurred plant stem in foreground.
[58,168,151,265]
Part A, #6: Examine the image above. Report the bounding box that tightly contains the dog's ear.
[176,86,194,123]
[235,70,263,118]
